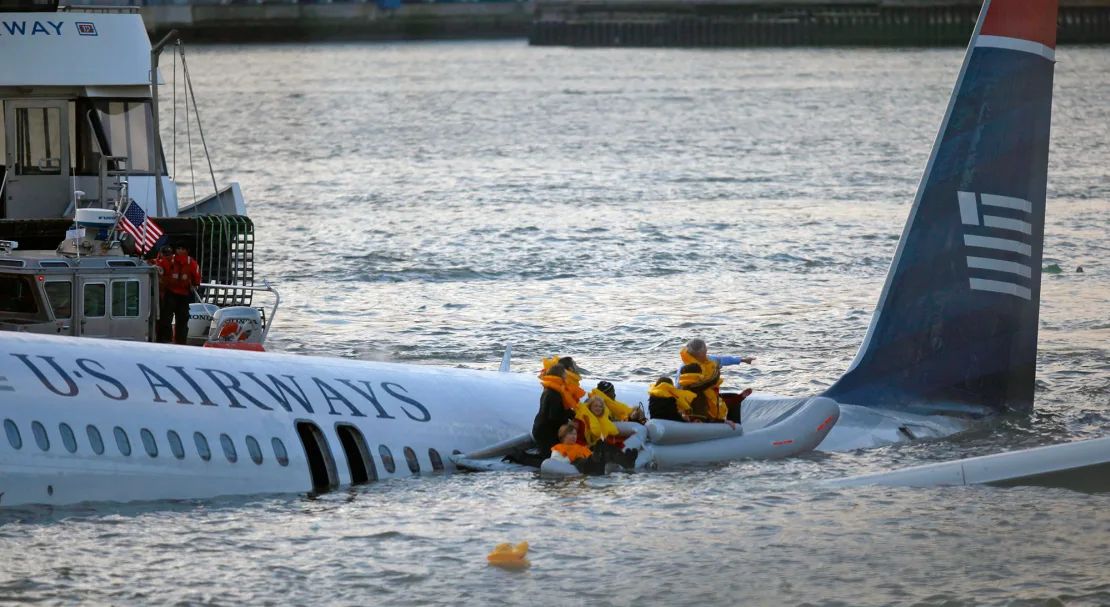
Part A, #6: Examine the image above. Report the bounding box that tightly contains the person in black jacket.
[532,363,578,459]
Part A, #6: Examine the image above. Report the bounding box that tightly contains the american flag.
[116,200,164,254]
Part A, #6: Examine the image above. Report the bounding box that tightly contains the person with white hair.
[677,338,754,423]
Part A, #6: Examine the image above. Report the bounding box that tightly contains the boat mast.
[149,30,178,218]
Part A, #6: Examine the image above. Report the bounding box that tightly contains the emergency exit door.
[3,99,72,219]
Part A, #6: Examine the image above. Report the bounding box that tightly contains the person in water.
[647,377,696,422]
[532,364,579,459]
[678,339,754,424]
[590,381,646,424]
[550,423,592,465]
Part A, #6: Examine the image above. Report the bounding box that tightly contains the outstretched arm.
[711,355,755,366]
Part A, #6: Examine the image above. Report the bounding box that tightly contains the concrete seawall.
[142,2,533,42]
[139,0,1110,44]
[531,0,1110,47]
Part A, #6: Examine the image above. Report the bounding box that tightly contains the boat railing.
[59,3,140,14]
[195,280,280,343]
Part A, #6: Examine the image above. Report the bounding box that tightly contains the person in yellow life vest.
[575,396,621,447]
[678,338,755,424]
[550,422,592,464]
[590,381,646,424]
[647,377,697,422]
[541,355,586,402]
[532,364,579,459]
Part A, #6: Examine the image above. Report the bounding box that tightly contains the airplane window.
[87,425,104,455]
[194,432,211,461]
[59,423,77,453]
[245,435,263,465]
[140,428,158,458]
[31,421,49,451]
[4,419,21,450]
[220,433,238,463]
[428,448,444,472]
[378,445,396,474]
[167,430,185,460]
[113,426,131,456]
[404,446,420,474]
[271,437,289,467]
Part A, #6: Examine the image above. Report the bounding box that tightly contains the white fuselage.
[0,331,652,507]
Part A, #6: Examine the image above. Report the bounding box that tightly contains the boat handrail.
[195,281,280,343]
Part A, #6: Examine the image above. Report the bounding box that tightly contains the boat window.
[59,423,77,453]
[4,419,22,449]
[428,448,444,472]
[271,437,289,467]
[194,432,211,461]
[0,275,39,316]
[245,435,263,465]
[113,426,131,456]
[83,282,106,318]
[140,428,158,458]
[403,446,420,474]
[31,421,50,451]
[87,425,104,455]
[13,106,63,176]
[220,433,238,463]
[379,445,396,474]
[39,261,70,268]
[111,280,140,318]
[76,99,157,175]
[44,281,72,319]
[167,430,185,459]
[0,260,25,268]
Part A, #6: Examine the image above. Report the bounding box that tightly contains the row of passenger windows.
[2,418,448,477]
[2,418,288,466]
[376,444,444,474]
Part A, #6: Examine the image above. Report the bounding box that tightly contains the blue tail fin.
[823,0,1059,416]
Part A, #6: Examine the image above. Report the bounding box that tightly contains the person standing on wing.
[677,338,754,424]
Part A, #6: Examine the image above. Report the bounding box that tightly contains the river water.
[1,42,1108,605]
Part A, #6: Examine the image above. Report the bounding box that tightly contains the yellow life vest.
[539,375,579,411]
[541,355,586,401]
[588,388,635,421]
[647,381,697,414]
[552,443,592,462]
[575,400,620,446]
[679,348,726,420]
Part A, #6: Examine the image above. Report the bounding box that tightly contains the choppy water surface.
[3,42,1109,605]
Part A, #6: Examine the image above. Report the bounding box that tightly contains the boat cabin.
[0,1,183,220]
[0,237,157,340]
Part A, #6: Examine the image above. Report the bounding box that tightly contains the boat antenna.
[149,29,178,218]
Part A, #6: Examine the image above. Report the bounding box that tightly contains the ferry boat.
[0,0,256,308]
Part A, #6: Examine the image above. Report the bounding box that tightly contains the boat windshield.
[0,274,43,319]
[76,98,161,176]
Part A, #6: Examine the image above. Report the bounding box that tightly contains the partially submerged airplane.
[0,0,1069,506]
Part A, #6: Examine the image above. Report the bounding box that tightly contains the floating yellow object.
[487,542,530,569]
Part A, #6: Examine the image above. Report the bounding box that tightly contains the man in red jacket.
[154,245,202,345]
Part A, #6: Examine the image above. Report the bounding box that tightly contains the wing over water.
[824,0,1059,416]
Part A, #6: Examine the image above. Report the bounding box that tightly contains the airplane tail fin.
[823,0,1058,416]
